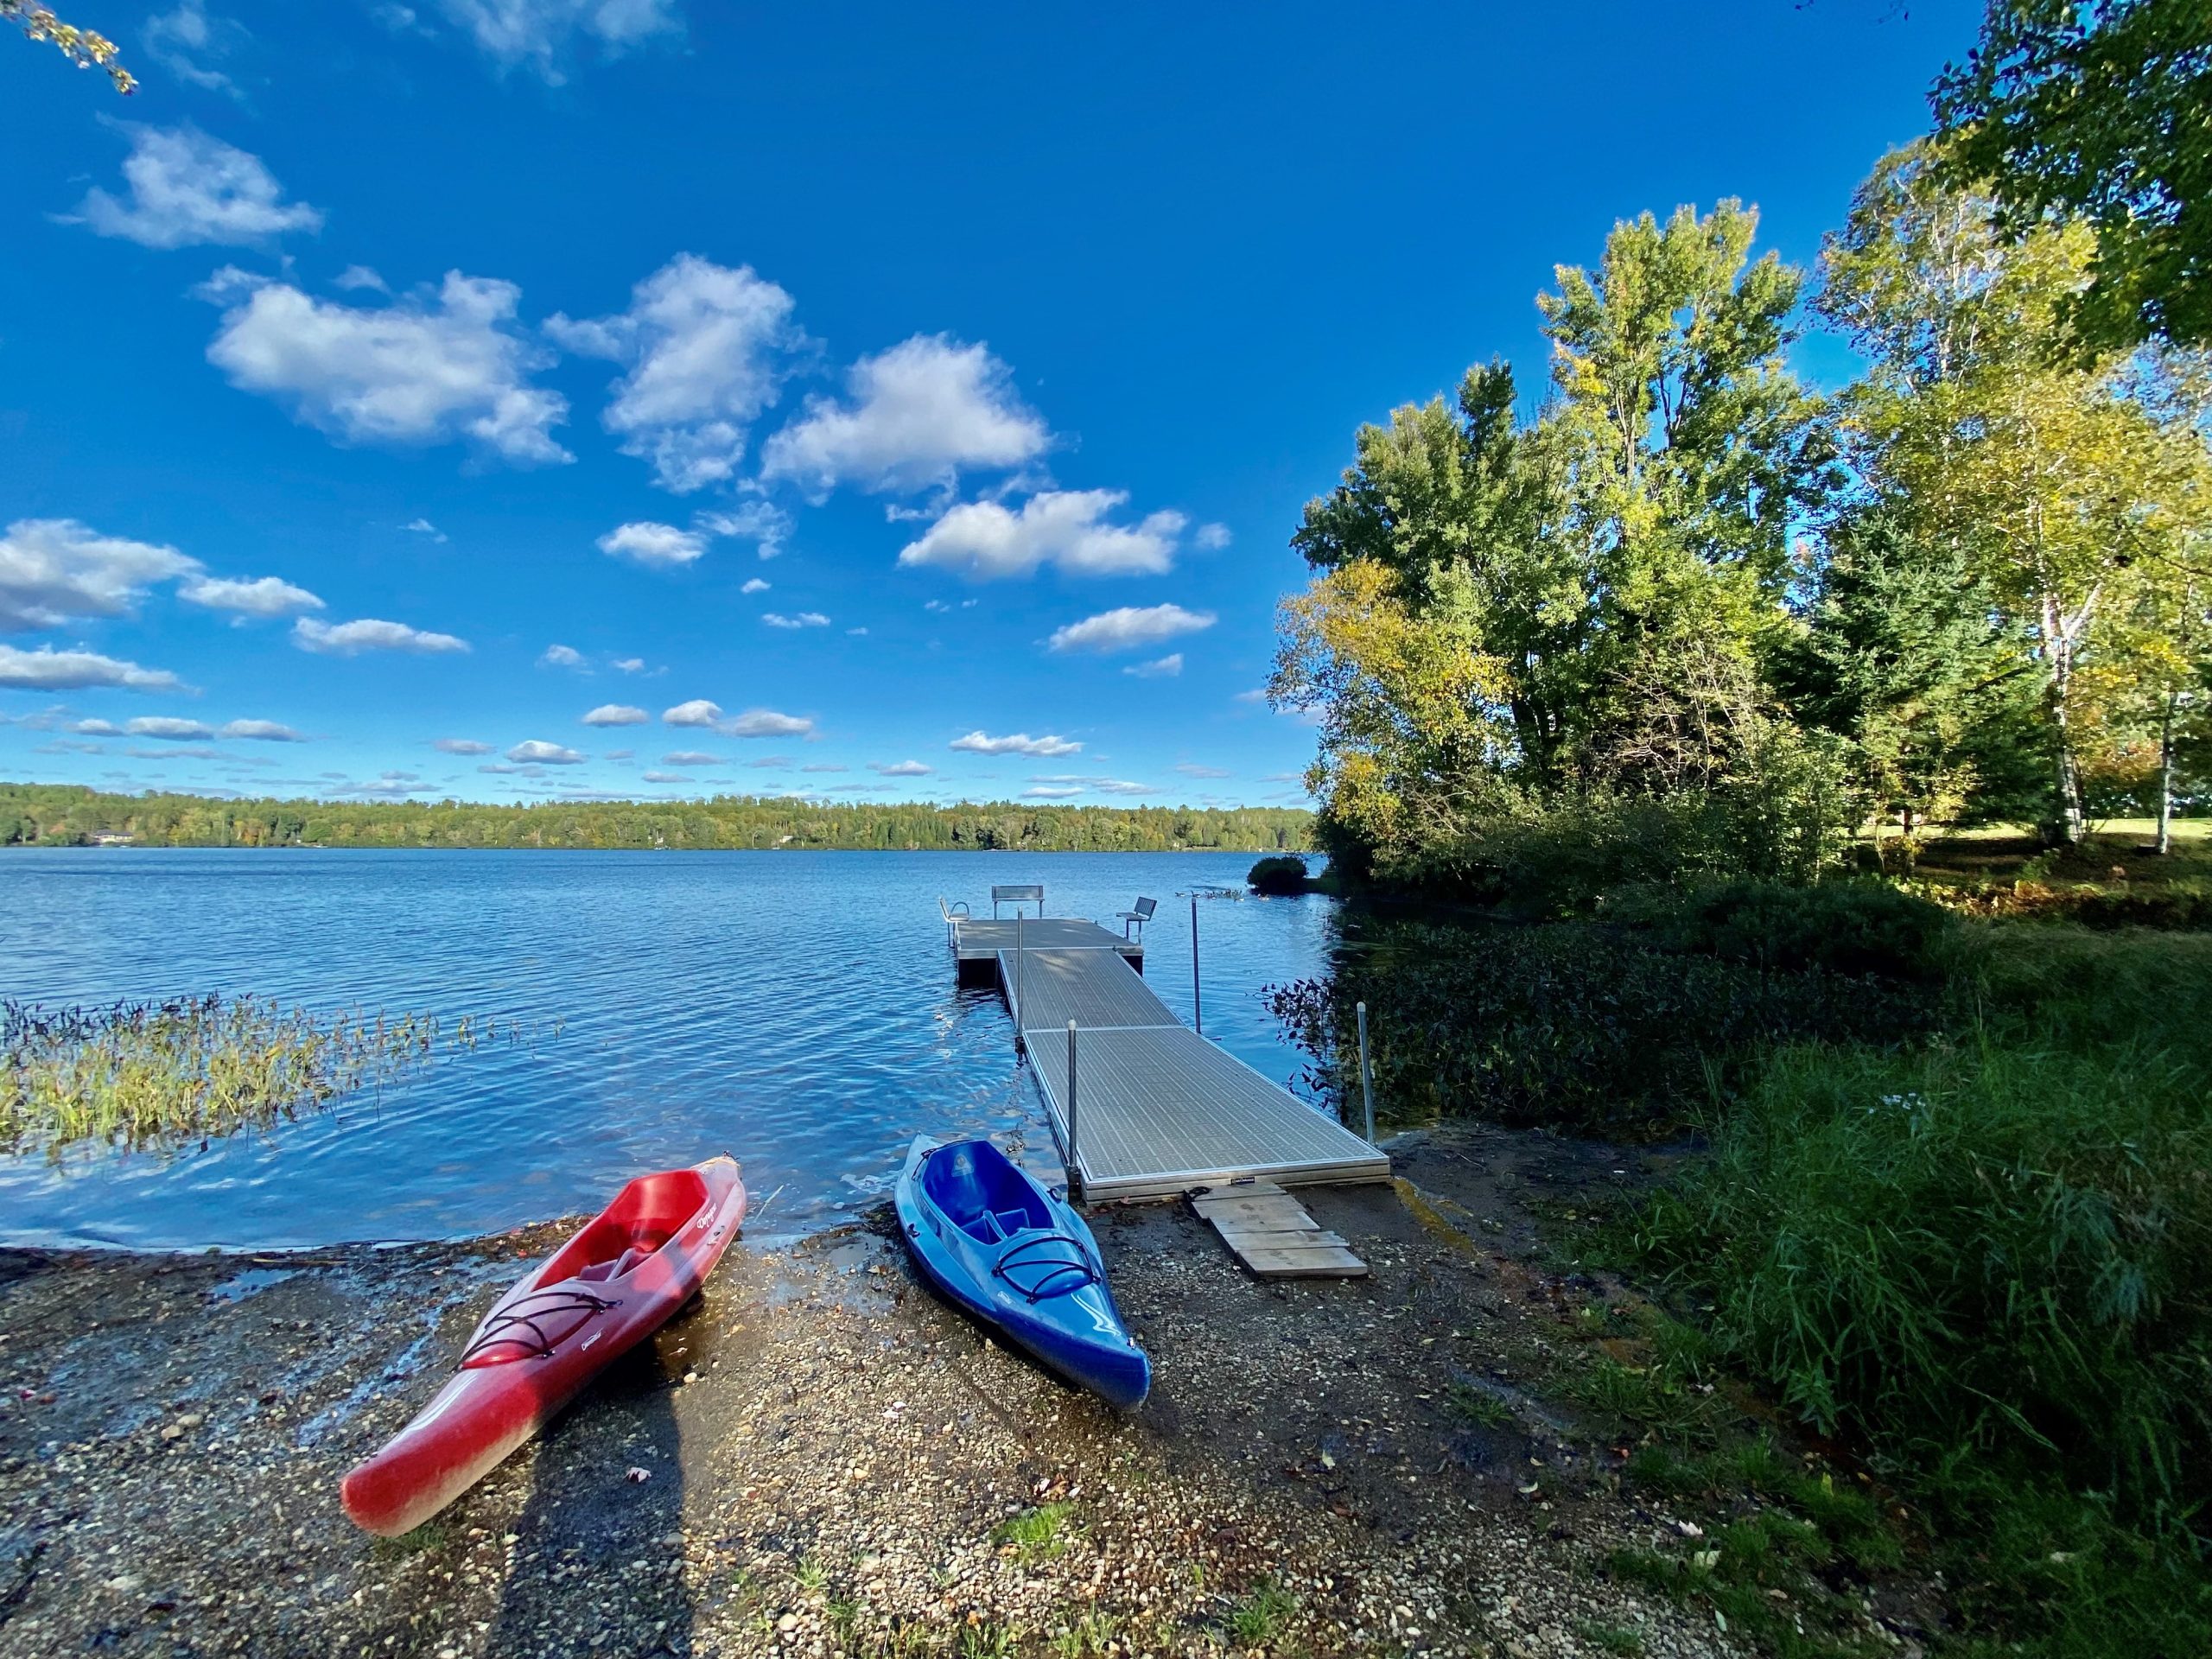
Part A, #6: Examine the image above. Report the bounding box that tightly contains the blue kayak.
[893,1135,1151,1409]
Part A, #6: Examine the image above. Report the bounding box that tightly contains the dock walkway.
[950,912,1388,1202]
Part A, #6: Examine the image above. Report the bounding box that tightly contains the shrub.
[1910,876,2212,931]
[1247,854,1311,894]
[1651,879,1955,981]
[1266,915,1933,1135]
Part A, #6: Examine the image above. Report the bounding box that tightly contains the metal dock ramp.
[988,937,1389,1203]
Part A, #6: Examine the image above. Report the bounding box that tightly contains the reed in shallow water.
[0,995,538,1160]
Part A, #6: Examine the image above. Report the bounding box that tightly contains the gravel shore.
[0,1128,1921,1658]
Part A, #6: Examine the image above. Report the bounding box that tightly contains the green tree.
[1819,142,2211,842]
[1275,200,1844,887]
[1782,501,2044,855]
[1934,0,2211,353]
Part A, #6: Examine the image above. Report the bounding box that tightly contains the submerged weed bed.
[1,995,537,1160]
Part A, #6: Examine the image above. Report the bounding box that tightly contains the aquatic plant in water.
[0,994,547,1161]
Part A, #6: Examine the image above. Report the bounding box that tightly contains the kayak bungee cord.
[990,1232,1101,1303]
[460,1287,620,1364]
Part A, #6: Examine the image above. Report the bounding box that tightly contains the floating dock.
[950,916,1142,983]
[946,906,1389,1202]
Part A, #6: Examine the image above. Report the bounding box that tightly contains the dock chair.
[991,884,1044,919]
[1117,896,1157,940]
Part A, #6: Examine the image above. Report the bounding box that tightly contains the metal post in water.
[1014,912,1026,1052]
[1191,893,1203,1037]
[1065,1019,1080,1194]
[1357,1000,1376,1144]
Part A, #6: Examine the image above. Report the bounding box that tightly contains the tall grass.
[1,995,530,1160]
[1630,928,2212,1656]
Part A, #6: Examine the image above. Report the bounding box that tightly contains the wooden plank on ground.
[1191,1198,1318,1230]
[1188,1182,1368,1279]
[1236,1243,1370,1279]
[1213,1228,1352,1251]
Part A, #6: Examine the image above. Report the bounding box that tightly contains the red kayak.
[341,1156,747,1537]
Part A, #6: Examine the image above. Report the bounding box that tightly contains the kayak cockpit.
[919,1139,1050,1243]
[919,1141,1102,1302]
[538,1166,712,1286]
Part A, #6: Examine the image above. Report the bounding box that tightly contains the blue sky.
[2,0,1980,809]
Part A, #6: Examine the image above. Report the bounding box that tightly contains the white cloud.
[948,730,1082,758]
[1233,687,1268,703]
[740,577,770,595]
[696,499,791,559]
[339,265,392,294]
[0,518,198,632]
[293,616,469,654]
[432,0,682,80]
[800,762,848,773]
[724,709,813,738]
[400,515,447,541]
[73,125,321,250]
[1092,779,1154,796]
[0,645,184,691]
[897,489,1184,581]
[761,611,829,629]
[640,770,687,784]
[330,771,434,798]
[1176,762,1231,779]
[870,760,934,777]
[760,334,1048,497]
[177,574,325,618]
[612,656,645,673]
[219,719,305,741]
[660,750,721,766]
[1023,785,1084,799]
[508,740,585,764]
[550,255,800,493]
[659,699,813,738]
[596,521,705,567]
[435,737,493,754]
[582,703,647,726]
[540,643,586,668]
[1048,603,1216,655]
[745,755,793,768]
[845,626,868,636]
[125,716,214,741]
[143,3,246,95]
[1193,523,1233,550]
[126,743,229,761]
[1124,653,1183,678]
[202,270,569,467]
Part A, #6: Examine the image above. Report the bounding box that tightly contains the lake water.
[0,850,1344,1250]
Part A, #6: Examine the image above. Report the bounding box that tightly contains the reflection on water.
[0,849,1338,1249]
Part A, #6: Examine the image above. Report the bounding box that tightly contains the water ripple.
[0,849,1338,1249]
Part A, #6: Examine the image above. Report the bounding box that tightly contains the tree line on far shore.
[0,782,1313,855]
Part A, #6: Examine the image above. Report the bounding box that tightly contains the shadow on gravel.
[486,1310,699,1659]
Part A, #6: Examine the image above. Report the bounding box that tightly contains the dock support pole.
[1357,1000,1376,1144]
[1065,1019,1080,1195]
[1014,914,1026,1052]
[1191,893,1202,1036]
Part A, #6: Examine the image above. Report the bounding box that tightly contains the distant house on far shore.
[87,833,136,847]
